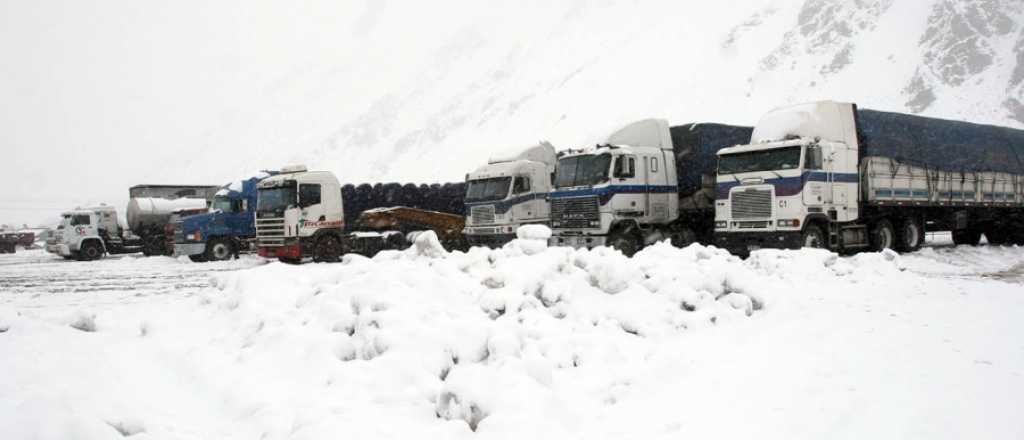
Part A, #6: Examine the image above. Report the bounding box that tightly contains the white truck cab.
[549,119,683,254]
[45,205,125,260]
[256,165,345,263]
[463,142,556,247]
[713,101,868,254]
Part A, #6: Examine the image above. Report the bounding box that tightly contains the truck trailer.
[548,119,753,256]
[127,184,219,256]
[713,100,1024,255]
[463,142,556,247]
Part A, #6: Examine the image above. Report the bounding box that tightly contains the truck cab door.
[802,144,827,208]
[646,154,670,222]
[611,155,643,217]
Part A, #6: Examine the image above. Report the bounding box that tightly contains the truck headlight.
[776,219,801,227]
[589,220,600,227]
[715,221,728,229]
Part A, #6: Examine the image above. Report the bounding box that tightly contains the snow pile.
[2,240,1023,439]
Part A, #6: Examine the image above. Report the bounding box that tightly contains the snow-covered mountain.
[2,0,1023,225]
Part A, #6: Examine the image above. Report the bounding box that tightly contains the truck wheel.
[952,229,981,246]
[313,235,342,263]
[78,240,103,261]
[801,224,826,249]
[142,236,164,256]
[870,219,896,252]
[204,238,234,261]
[670,227,697,248]
[983,227,1009,246]
[608,230,641,257]
[896,218,923,252]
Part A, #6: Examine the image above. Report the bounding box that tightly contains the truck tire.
[801,224,826,249]
[313,235,342,263]
[188,254,208,263]
[983,227,1009,246]
[670,227,697,248]
[608,229,641,257]
[896,218,923,252]
[142,235,164,256]
[204,238,234,261]
[278,257,303,264]
[952,229,981,246]
[78,240,103,261]
[870,219,896,252]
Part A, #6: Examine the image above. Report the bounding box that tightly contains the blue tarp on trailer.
[670,123,754,197]
[856,108,1024,174]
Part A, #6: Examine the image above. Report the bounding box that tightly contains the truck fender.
[80,236,107,253]
[802,213,831,231]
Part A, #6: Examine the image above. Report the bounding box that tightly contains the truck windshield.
[555,153,611,188]
[258,182,297,214]
[212,196,236,213]
[719,146,802,174]
[465,177,512,203]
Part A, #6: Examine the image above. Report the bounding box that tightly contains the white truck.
[462,142,556,247]
[255,165,346,263]
[713,100,1024,255]
[548,119,752,256]
[45,205,142,260]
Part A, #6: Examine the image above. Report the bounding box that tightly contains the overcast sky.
[1,0,372,226]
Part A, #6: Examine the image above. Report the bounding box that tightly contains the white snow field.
[1,234,1023,440]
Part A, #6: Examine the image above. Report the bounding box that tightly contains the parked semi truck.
[463,142,556,247]
[128,184,219,256]
[713,100,1024,255]
[256,165,347,263]
[171,173,276,262]
[548,119,753,256]
[44,205,142,260]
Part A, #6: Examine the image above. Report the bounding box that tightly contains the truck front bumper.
[549,234,607,249]
[172,242,205,257]
[465,233,517,248]
[714,230,802,255]
[46,244,71,256]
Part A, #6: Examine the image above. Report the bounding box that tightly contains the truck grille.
[731,189,772,219]
[551,196,600,229]
[470,205,495,225]
[256,217,286,247]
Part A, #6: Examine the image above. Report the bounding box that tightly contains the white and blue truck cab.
[714,100,1024,255]
[549,119,753,256]
[462,142,556,247]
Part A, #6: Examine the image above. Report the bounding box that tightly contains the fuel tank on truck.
[126,197,208,232]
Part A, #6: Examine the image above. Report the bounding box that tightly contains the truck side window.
[805,145,823,170]
[613,156,636,178]
[71,215,90,226]
[513,176,531,194]
[299,184,322,207]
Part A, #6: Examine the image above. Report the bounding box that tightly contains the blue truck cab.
[172,173,273,262]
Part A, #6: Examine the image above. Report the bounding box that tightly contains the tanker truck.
[127,184,218,256]
[713,100,1024,255]
[463,142,556,247]
[548,119,753,256]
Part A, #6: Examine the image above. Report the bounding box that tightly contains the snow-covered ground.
[2,236,1023,439]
